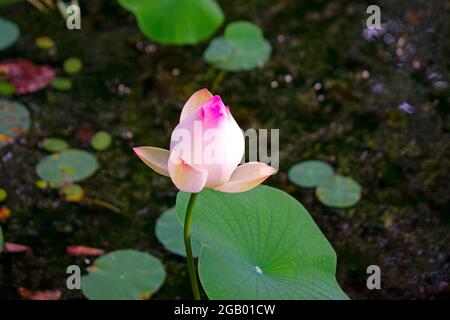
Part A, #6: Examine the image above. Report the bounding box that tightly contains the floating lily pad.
[51,77,72,91]
[36,149,99,184]
[118,0,224,45]
[315,175,362,208]
[63,57,82,74]
[0,188,7,202]
[35,36,55,49]
[0,81,14,96]
[91,131,112,151]
[42,138,68,152]
[155,207,200,257]
[0,17,19,50]
[177,186,348,300]
[204,21,271,71]
[289,160,334,188]
[0,100,30,148]
[60,184,84,202]
[0,225,3,253]
[81,249,166,300]
[35,180,48,189]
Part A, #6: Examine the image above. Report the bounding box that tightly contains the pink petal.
[4,242,32,254]
[214,162,276,193]
[133,147,170,177]
[66,245,105,256]
[179,88,213,122]
[168,152,208,192]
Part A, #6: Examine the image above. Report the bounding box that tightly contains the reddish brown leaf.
[66,245,105,256]
[4,242,32,254]
[17,287,61,300]
[0,59,55,94]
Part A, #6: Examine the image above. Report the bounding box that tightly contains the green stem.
[211,70,227,93]
[184,192,201,300]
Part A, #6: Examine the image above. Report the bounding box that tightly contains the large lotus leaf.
[118,0,224,45]
[0,17,19,50]
[0,100,30,148]
[155,207,201,257]
[176,186,348,300]
[289,160,334,188]
[204,21,271,71]
[316,175,362,208]
[36,149,98,184]
[81,249,166,300]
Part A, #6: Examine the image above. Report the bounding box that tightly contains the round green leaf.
[63,57,82,74]
[91,131,112,151]
[42,138,68,152]
[176,186,348,300]
[118,0,224,45]
[0,17,19,50]
[0,225,3,253]
[0,100,30,149]
[315,175,362,208]
[0,188,7,202]
[288,160,334,188]
[51,77,72,91]
[60,184,84,202]
[35,36,55,49]
[36,149,98,184]
[0,81,14,95]
[81,249,166,300]
[204,21,271,71]
[155,207,200,257]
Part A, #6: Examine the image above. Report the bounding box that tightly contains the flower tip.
[132,147,140,155]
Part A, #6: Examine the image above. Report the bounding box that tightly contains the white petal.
[168,152,208,192]
[214,162,276,193]
[133,147,170,177]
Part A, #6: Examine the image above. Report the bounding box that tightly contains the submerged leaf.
[0,17,19,50]
[315,175,362,208]
[81,249,166,300]
[36,149,99,184]
[204,21,271,71]
[288,160,334,188]
[0,100,30,149]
